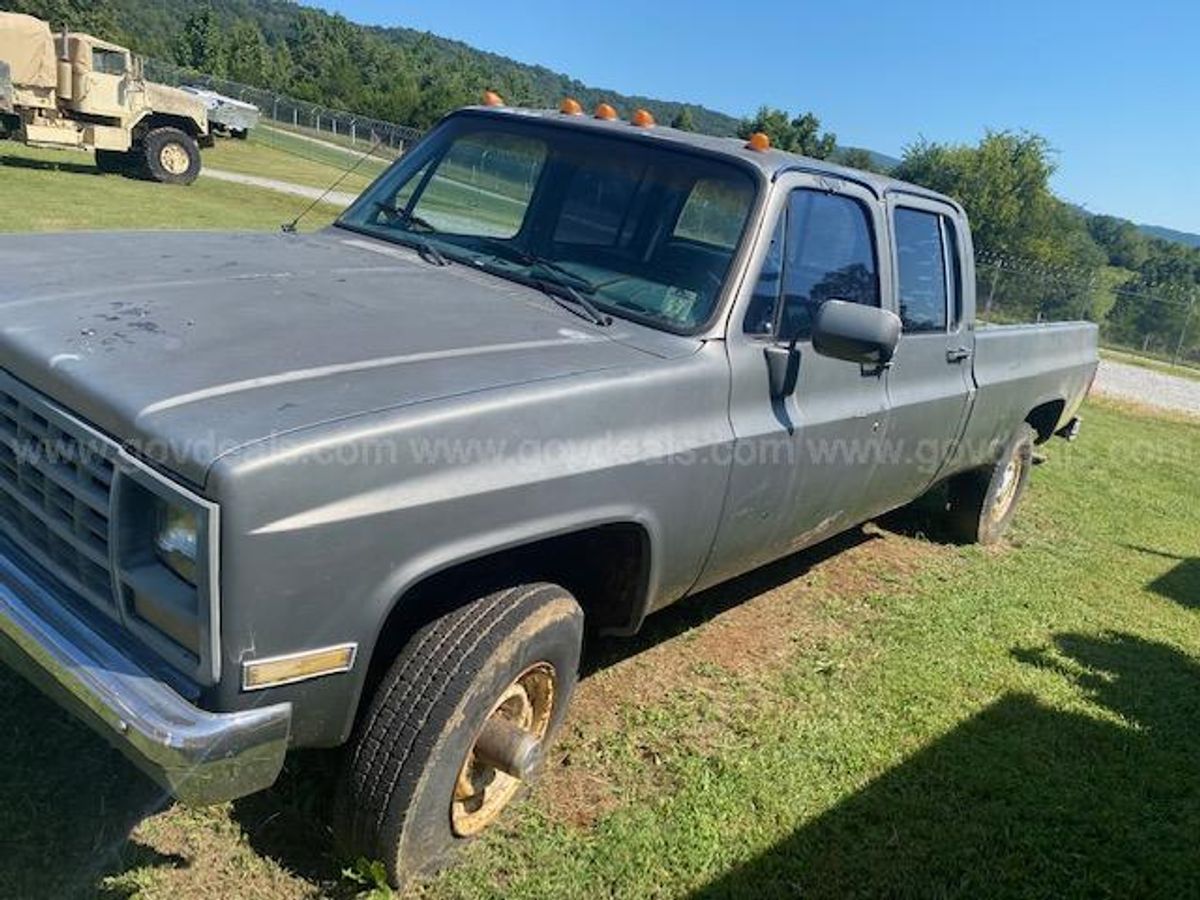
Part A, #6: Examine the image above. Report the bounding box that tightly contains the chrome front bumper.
[0,545,291,805]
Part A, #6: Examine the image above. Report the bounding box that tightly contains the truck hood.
[0,230,674,486]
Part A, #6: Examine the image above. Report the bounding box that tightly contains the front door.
[80,45,130,119]
[698,173,893,589]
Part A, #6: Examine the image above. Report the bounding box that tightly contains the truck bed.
[954,321,1098,469]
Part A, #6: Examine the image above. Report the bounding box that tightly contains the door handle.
[946,347,972,363]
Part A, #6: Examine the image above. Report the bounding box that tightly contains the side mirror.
[812,300,901,368]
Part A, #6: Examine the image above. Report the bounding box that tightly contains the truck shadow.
[689,631,1200,898]
[1122,544,1199,610]
[0,669,182,899]
[0,153,105,178]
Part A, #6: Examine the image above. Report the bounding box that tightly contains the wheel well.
[134,113,201,141]
[1026,399,1065,443]
[361,523,651,707]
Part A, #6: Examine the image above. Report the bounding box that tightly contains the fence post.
[1173,294,1197,368]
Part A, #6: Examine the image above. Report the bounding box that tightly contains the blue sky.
[314,0,1197,232]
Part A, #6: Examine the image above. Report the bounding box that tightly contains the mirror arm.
[764,335,801,400]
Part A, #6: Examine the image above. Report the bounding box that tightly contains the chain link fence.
[976,253,1199,370]
[145,59,423,155]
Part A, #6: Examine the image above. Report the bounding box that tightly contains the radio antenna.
[281,135,388,234]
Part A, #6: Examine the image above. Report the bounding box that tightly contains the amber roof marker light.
[746,132,771,152]
[559,97,584,115]
[482,90,505,107]
[631,108,656,128]
[594,102,619,121]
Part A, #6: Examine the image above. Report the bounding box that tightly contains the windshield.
[338,116,759,332]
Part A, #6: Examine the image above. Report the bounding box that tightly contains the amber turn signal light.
[594,102,619,120]
[631,108,656,128]
[560,97,584,115]
[746,132,771,152]
[482,90,505,107]
[242,644,358,691]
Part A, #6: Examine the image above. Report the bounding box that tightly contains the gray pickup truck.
[0,103,1096,886]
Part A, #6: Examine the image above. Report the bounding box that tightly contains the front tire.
[337,583,584,889]
[139,127,201,184]
[947,423,1035,545]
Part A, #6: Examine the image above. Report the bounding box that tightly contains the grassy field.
[208,130,391,195]
[0,398,1194,899]
[0,142,344,232]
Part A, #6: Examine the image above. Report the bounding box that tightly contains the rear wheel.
[336,583,584,889]
[947,423,1035,545]
[139,127,201,184]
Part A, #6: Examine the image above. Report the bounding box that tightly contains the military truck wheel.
[336,583,583,889]
[140,127,201,185]
[95,149,133,174]
[947,423,1035,545]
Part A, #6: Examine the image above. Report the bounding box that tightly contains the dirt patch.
[536,524,951,829]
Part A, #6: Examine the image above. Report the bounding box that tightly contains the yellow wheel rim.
[159,142,190,176]
[451,662,556,837]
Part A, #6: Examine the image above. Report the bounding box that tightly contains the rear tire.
[947,423,1035,545]
[336,583,584,889]
[139,127,201,184]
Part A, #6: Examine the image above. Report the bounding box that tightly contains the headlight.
[154,499,200,585]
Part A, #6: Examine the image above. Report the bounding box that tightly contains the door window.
[894,207,955,333]
[92,48,127,76]
[745,189,879,340]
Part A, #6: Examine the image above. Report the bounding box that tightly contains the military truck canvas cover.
[0,13,56,89]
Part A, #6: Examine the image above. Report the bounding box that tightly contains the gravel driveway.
[1093,359,1200,417]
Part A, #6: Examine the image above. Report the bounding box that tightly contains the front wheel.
[336,583,584,889]
[946,423,1035,545]
[139,126,201,184]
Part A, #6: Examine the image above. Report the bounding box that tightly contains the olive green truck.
[0,11,208,183]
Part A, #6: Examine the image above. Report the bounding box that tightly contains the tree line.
[3,0,1196,362]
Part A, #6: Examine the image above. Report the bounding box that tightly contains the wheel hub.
[159,142,190,176]
[451,662,556,837]
[991,455,1022,523]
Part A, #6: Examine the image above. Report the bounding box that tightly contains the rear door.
[868,195,974,511]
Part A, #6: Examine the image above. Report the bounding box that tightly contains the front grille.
[0,384,117,613]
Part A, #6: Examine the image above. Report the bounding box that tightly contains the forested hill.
[0,0,743,134]
[1138,224,1200,250]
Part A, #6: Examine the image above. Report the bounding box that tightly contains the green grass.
[0,398,1195,899]
[209,130,391,195]
[0,143,343,232]
[1101,346,1200,382]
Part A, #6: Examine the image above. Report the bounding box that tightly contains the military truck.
[0,12,208,184]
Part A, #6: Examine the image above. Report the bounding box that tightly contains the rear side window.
[745,189,879,340]
[894,207,954,332]
[554,156,646,247]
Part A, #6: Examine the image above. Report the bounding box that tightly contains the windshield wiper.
[373,201,438,234]
[515,252,598,294]
[535,279,612,327]
[371,202,449,266]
